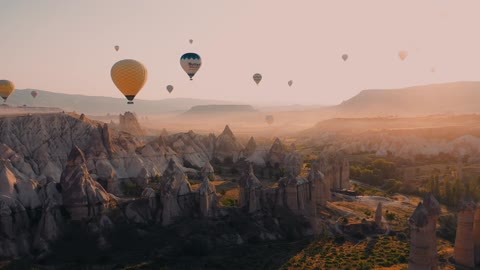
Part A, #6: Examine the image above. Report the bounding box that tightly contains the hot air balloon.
[430,67,436,73]
[31,90,38,98]
[398,51,408,61]
[114,45,119,52]
[111,59,148,104]
[166,85,174,93]
[180,53,202,80]
[253,73,262,85]
[189,39,193,44]
[0,80,15,102]
[265,115,274,125]
[342,54,348,61]
[288,80,293,87]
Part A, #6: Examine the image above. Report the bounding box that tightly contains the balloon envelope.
[253,73,262,85]
[31,90,38,98]
[288,80,293,87]
[114,45,119,52]
[111,59,148,104]
[189,39,193,44]
[180,53,202,80]
[342,54,348,61]
[398,51,408,61]
[265,115,274,125]
[0,80,15,102]
[166,85,174,93]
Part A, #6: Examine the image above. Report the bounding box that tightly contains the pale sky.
[1,0,480,105]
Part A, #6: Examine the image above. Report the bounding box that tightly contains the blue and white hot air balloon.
[180,53,202,80]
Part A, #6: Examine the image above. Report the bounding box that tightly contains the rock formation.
[408,193,440,270]
[60,146,116,220]
[213,125,244,163]
[318,154,350,191]
[454,198,476,268]
[375,202,382,228]
[200,161,215,181]
[119,111,145,136]
[243,137,257,158]
[268,138,286,166]
[158,159,194,225]
[238,163,263,213]
[307,160,330,207]
[197,177,217,217]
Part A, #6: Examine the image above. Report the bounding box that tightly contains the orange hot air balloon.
[111,59,148,104]
[0,80,15,102]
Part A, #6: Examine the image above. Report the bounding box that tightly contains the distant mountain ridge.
[183,104,256,114]
[6,89,235,115]
[333,81,480,116]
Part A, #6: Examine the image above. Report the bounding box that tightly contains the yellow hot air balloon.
[398,51,408,61]
[0,80,15,102]
[111,59,148,104]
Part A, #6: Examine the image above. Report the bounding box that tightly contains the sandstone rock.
[238,163,262,213]
[375,202,382,229]
[119,111,144,136]
[200,161,215,181]
[408,194,440,270]
[454,199,476,268]
[243,137,257,158]
[159,159,194,225]
[198,177,217,217]
[283,152,303,177]
[60,146,116,220]
[308,160,330,207]
[213,125,244,162]
[268,138,286,166]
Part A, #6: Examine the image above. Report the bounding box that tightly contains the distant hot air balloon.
[180,53,202,80]
[189,39,193,44]
[265,115,274,125]
[288,80,293,87]
[31,90,38,98]
[166,85,174,93]
[114,45,119,52]
[342,54,348,61]
[430,67,436,73]
[253,73,262,85]
[0,80,15,102]
[111,59,148,104]
[398,51,408,61]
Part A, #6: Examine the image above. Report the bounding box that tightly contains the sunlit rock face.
[408,194,440,270]
[60,146,116,221]
[454,199,476,268]
[119,111,145,136]
[197,177,217,217]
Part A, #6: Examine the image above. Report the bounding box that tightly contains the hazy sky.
[1,0,480,105]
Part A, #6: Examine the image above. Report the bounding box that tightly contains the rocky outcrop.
[243,137,257,158]
[375,202,382,228]
[307,161,330,207]
[238,163,263,213]
[454,199,476,268]
[60,146,116,220]
[268,138,286,166]
[213,125,244,163]
[408,193,440,270]
[318,154,350,191]
[119,111,144,136]
[200,161,215,181]
[158,159,194,225]
[197,177,217,217]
